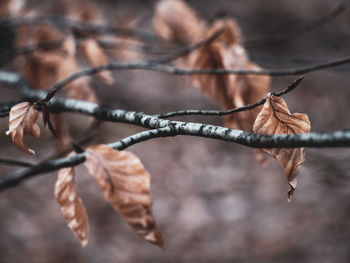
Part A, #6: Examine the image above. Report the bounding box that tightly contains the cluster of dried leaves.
[55,146,163,248]
[153,0,311,200]
[4,0,117,147]
[3,0,311,248]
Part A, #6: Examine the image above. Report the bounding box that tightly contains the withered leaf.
[6,102,40,155]
[22,33,78,91]
[84,145,164,248]
[80,38,114,85]
[188,21,270,132]
[55,161,89,247]
[253,94,311,200]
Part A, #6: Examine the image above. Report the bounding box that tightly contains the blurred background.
[0,0,350,262]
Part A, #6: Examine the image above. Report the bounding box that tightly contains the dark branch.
[156,76,304,118]
[44,55,350,99]
[0,158,34,168]
[245,1,346,48]
[0,128,175,191]
[148,28,224,64]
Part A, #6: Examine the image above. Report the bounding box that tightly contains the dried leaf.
[6,102,40,155]
[188,18,270,132]
[253,94,311,200]
[22,33,77,91]
[153,0,204,44]
[55,161,89,247]
[80,38,114,85]
[84,145,163,248]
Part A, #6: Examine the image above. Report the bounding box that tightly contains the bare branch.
[148,28,224,64]
[245,1,346,48]
[42,55,350,100]
[1,122,350,192]
[0,158,34,168]
[156,76,304,118]
[0,127,175,191]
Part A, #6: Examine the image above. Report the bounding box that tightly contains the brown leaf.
[6,102,40,155]
[22,33,77,91]
[55,161,89,247]
[153,0,204,44]
[80,38,114,85]
[188,23,270,132]
[84,145,164,248]
[253,94,311,200]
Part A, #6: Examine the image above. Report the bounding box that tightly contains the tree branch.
[37,55,350,101]
[0,127,175,191]
[0,158,34,168]
[156,76,304,118]
[245,1,346,48]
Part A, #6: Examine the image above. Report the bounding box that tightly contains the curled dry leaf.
[188,18,270,132]
[21,29,77,91]
[253,94,311,200]
[6,102,40,155]
[80,38,115,85]
[153,0,204,44]
[84,145,164,248]
[55,160,89,247]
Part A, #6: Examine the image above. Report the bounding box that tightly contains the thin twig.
[148,28,224,64]
[245,1,346,48]
[0,158,34,168]
[156,76,304,118]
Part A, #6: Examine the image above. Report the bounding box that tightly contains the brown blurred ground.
[0,0,350,262]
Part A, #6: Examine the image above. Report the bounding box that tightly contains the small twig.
[156,76,304,118]
[0,158,34,168]
[245,1,346,48]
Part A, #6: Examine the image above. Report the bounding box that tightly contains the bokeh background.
[0,0,350,262]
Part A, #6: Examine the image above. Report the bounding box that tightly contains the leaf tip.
[27,148,36,155]
[81,239,88,248]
